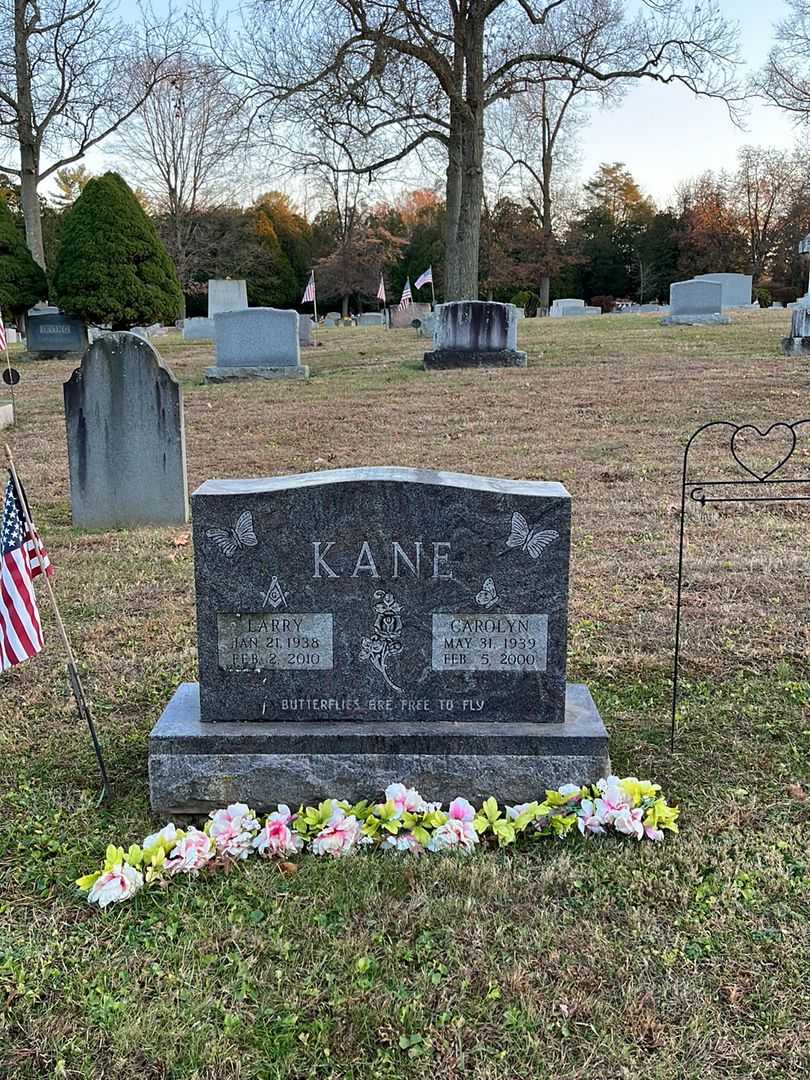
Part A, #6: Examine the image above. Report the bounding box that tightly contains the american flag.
[377,275,386,303]
[0,309,7,352]
[1,476,52,671]
[398,278,412,309]
[301,272,316,304]
[414,266,432,290]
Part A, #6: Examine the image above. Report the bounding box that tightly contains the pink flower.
[166,827,216,874]
[310,813,362,857]
[384,783,430,816]
[611,806,645,840]
[381,832,424,855]
[253,805,304,858]
[596,777,631,814]
[208,803,260,860]
[448,797,475,822]
[577,799,606,837]
[644,826,665,842]
[87,863,143,907]
[427,819,478,853]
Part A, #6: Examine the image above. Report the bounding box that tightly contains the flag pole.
[430,278,436,310]
[3,442,111,804]
[2,337,15,427]
[312,269,318,325]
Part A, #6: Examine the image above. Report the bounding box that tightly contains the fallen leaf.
[172,532,190,547]
[787,783,806,801]
[277,861,298,877]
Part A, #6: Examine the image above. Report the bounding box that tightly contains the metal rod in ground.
[4,442,111,803]
[3,345,15,426]
[670,452,690,753]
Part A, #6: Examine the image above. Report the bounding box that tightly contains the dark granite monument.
[149,467,609,812]
[27,312,88,356]
[424,301,526,370]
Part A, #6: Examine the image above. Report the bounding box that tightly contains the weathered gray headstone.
[358,312,385,326]
[324,312,341,327]
[63,333,189,528]
[298,314,314,347]
[182,317,214,341]
[661,280,729,325]
[205,307,309,382]
[424,301,526,369]
[149,466,609,812]
[781,304,810,354]
[27,313,88,355]
[208,279,248,318]
[694,273,753,309]
[549,299,585,318]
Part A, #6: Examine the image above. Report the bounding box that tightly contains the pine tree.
[0,197,48,317]
[52,172,182,328]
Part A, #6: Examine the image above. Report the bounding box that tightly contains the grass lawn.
[1,309,808,1079]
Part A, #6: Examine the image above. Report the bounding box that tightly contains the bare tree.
[209,0,741,300]
[734,145,808,280]
[0,0,181,268]
[114,54,245,300]
[759,0,810,122]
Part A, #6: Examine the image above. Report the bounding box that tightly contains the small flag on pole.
[377,275,386,303]
[0,309,7,352]
[301,272,316,304]
[399,278,412,309]
[1,475,52,671]
[414,266,433,290]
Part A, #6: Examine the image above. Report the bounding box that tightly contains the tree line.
[2,0,810,312]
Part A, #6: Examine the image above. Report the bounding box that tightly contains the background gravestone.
[183,317,214,341]
[389,302,431,329]
[424,301,526,369]
[26,312,88,356]
[207,279,248,318]
[694,273,753,309]
[206,307,309,382]
[64,333,189,528]
[358,313,385,326]
[149,466,609,812]
[298,314,314,346]
[662,280,729,325]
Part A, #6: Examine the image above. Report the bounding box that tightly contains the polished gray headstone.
[27,312,87,355]
[192,467,570,725]
[662,280,729,325]
[63,333,189,528]
[206,307,308,382]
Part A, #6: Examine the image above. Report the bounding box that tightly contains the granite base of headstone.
[424,301,526,369]
[148,467,609,813]
[64,333,189,528]
[780,305,810,354]
[205,308,309,383]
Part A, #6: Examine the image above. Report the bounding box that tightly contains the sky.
[83,0,800,210]
[576,0,798,205]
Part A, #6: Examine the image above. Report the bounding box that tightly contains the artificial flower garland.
[77,776,679,908]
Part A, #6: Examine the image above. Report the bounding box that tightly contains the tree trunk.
[14,0,46,270]
[449,10,485,301]
[341,294,349,318]
[444,99,463,299]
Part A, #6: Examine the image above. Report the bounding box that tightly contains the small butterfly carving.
[475,577,499,608]
[206,510,258,557]
[506,512,558,560]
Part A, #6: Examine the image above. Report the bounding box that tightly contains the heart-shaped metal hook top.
[730,423,797,481]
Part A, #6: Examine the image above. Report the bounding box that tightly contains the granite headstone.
[183,317,214,341]
[149,467,609,812]
[693,273,753,309]
[298,314,314,347]
[662,280,729,325]
[63,333,189,528]
[208,278,248,318]
[205,307,309,382]
[27,312,88,355]
[358,313,385,326]
[424,301,526,369]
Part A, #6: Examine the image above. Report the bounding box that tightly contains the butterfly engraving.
[506,512,558,560]
[475,577,499,608]
[206,510,258,557]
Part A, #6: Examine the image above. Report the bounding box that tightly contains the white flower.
[142,823,179,851]
[166,827,216,874]
[87,863,143,907]
[611,806,645,840]
[506,802,534,821]
[381,832,424,855]
[427,819,478,853]
[208,803,261,860]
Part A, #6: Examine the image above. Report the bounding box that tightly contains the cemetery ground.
[1,308,809,1079]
